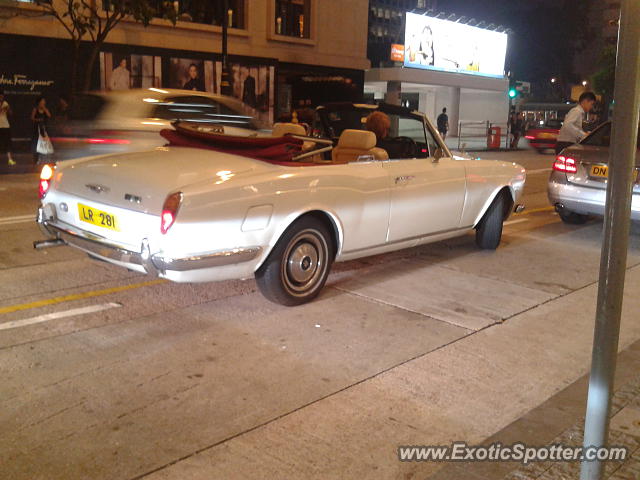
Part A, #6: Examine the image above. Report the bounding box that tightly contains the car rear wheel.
[255,217,334,306]
[558,209,589,224]
[475,193,506,250]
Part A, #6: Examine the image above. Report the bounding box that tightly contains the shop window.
[108,1,246,28]
[275,0,311,38]
[176,0,246,28]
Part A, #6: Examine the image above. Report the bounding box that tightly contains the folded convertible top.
[160,122,308,164]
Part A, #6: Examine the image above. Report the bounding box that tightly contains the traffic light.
[508,88,517,98]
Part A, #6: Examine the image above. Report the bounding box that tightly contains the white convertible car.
[35,103,525,305]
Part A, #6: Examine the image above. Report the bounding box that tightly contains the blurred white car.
[51,88,267,160]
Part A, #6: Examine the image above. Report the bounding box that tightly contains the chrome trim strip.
[152,247,262,272]
[36,207,262,273]
[341,225,474,255]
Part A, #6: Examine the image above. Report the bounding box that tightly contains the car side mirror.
[433,147,444,162]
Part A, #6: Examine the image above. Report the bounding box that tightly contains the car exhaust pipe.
[33,239,66,250]
[554,203,565,213]
[514,204,525,213]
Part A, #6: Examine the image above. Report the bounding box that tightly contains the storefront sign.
[390,44,405,62]
[404,12,507,78]
[0,74,55,92]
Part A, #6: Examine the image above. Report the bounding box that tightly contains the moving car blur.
[524,118,562,154]
[50,89,269,161]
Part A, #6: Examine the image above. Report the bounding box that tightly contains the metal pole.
[580,1,640,478]
[220,0,232,96]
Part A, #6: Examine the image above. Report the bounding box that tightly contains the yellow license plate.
[77,203,119,231]
[539,132,556,139]
[590,165,608,178]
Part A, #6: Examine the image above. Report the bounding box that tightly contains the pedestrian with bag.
[0,89,15,166]
[31,96,52,164]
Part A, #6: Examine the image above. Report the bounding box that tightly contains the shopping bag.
[37,128,54,155]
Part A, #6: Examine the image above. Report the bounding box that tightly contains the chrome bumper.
[35,206,262,276]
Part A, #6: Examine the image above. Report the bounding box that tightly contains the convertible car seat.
[331,129,389,164]
[272,122,307,137]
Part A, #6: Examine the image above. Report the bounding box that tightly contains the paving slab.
[143,265,640,480]
[611,405,640,438]
[0,289,469,480]
[333,259,555,330]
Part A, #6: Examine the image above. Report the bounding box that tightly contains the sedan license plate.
[538,132,555,139]
[78,203,119,231]
[590,165,608,178]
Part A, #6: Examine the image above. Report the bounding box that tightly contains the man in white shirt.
[110,58,131,90]
[0,89,15,165]
[556,91,596,154]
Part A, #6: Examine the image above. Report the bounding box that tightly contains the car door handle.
[395,175,415,184]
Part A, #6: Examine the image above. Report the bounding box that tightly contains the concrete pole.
[580,1,640,479]
[384,81,402,106]
[449,87,461,137]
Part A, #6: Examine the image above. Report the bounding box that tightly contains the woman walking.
[31,96,51,164]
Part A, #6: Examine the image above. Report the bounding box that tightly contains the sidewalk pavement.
[0,152,39,175]
[140,235,640,480]
[430,338,640,480]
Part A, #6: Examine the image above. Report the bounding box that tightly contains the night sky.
[436,0,594,83]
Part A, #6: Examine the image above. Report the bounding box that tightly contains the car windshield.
[581,122,640,148]
[315,106,439,159]
[546,119,562,129]
[152,95,266,130]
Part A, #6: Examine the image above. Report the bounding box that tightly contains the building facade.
[365,2,509,136]
[0,0,369,145]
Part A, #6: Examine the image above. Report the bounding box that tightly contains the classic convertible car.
[35,103,526,305]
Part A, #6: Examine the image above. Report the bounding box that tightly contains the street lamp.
[582,80,588,86]
[220,0,232,96]
[551,78,556,83]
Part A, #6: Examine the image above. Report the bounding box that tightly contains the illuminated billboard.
[404,12,507,78]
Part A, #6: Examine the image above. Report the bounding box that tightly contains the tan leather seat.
[272,122,307,137]
[272,122,317,154]
[331,129,389,164]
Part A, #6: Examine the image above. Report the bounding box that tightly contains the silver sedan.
[548,121,640,224]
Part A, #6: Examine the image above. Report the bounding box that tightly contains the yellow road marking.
[515,206,555,216]
[0,279,167,315]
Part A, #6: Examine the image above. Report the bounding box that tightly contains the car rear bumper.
[35,205,262,279]
[548,171,640,220]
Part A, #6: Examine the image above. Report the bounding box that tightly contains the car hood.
[54,147,268,213]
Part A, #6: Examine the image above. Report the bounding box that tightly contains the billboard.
[404,12,507,78]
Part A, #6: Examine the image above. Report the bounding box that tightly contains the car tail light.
[553,155,578,174]
[87,138,131,145]
[39,164,54,199]
[524,135,535,140]
[50,137,131,145]
[160,192,183,234]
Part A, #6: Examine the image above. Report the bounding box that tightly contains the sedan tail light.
[553,155,578,174]
[39,164,54,199]
[160,192,183,234]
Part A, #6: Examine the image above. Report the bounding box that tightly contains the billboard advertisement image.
[404,12,507,78]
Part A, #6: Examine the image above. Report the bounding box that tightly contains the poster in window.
[100,52,162,90]
[217,62,274,124]
[169,58,216,93]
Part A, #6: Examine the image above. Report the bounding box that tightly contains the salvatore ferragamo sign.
[0,74,55,91]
